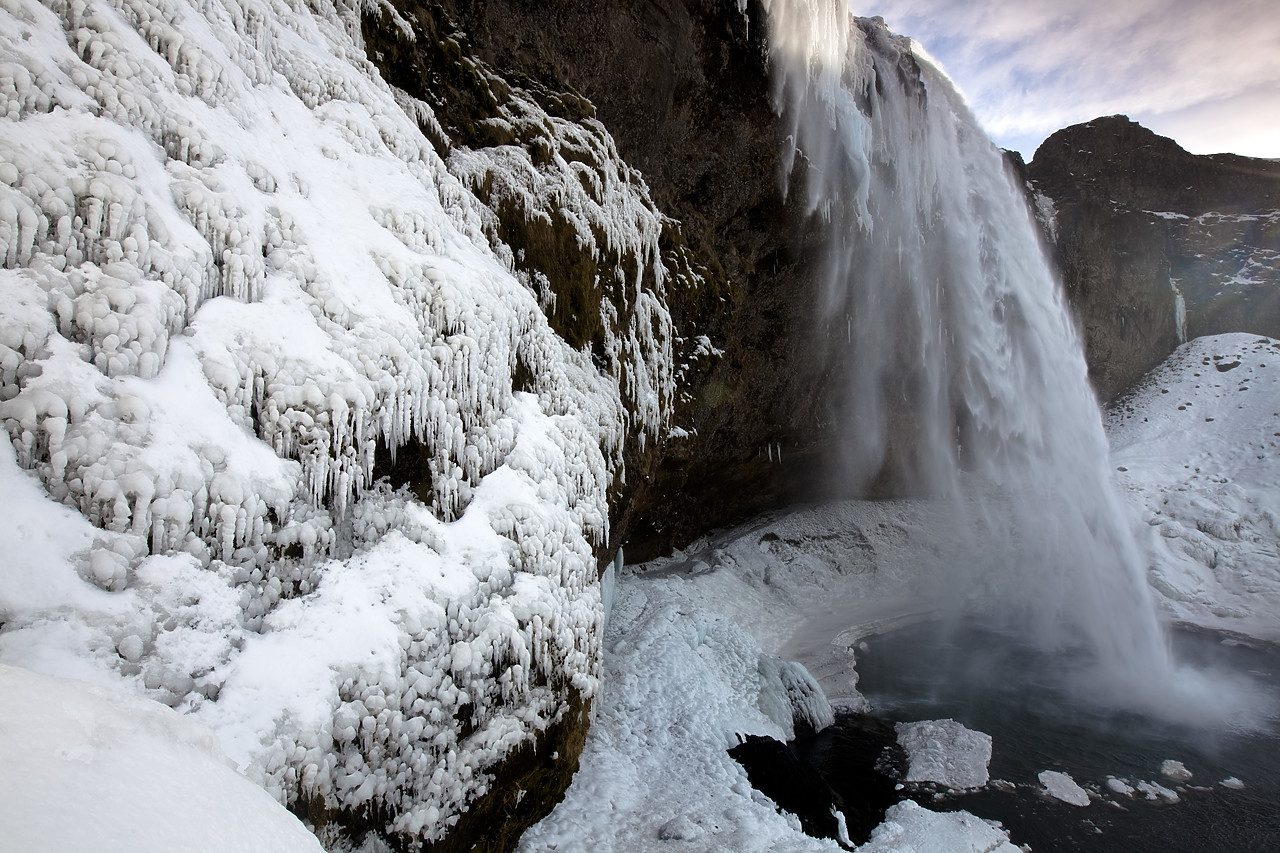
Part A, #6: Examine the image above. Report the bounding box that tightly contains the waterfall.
[761,1,1181,708]
[1173,280,1189,343]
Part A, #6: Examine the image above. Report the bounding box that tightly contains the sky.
[854,0,1280,162]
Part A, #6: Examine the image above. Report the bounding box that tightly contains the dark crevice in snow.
[729,712,907,848]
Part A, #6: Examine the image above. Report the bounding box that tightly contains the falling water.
[759,2,1193,712]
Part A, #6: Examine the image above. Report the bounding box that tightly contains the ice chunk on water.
[1038,770,1090,806]
[895,719,992,789]
[1160,759,1193,782]
[1135,780,1180,802]
[859,799,1021,853]
[1105,776,1134,796]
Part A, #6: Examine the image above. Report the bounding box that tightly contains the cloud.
[855,0,1280,158]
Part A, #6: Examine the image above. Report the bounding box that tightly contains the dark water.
[834,621,1280,852]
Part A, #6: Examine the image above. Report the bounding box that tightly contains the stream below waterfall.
[817,621,1280,851]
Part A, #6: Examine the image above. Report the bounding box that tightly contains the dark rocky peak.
[1026,115,1280,402]
[1031,114,1280,215]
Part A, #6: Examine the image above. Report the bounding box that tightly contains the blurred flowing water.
[759,1,1197,711]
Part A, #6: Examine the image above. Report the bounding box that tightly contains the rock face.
[1026,115,1280,401]
[369,0,851,561]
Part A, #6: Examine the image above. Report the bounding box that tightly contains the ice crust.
[0,0,681,839]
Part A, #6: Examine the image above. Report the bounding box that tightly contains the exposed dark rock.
[1026,115,1280,401]
[730,713,907,847]
[442,0,848,560]
[729,733,849,844]
[364,0,869,563]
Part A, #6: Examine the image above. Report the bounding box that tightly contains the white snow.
[0,663,324,853]
[895,719,993,790]
[1221,776,1246,790]
[1109,333,1280,640]
[1038,770,1090,807]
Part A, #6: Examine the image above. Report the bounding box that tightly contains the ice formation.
[517,540,1020,853]
[0,0,681,841]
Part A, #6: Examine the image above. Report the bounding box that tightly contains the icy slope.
[0,0,678,843]
[1109,333,1280,639]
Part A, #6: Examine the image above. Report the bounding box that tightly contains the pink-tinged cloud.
[855,0,1280,159]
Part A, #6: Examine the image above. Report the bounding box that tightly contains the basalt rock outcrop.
[1025,116,1280,401]
[364,0,854,562]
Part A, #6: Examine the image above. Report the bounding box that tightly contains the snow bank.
[0,0,682,841]
[896,719,992,790]
[0,663,323,853]
[1109,333,1280,640]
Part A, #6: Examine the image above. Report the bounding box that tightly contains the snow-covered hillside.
[0,0,681,843]
[1109,333,1280,640]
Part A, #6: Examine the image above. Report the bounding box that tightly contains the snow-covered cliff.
[0,0,687,844]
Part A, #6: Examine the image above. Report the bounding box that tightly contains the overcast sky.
[855,0,1280,162]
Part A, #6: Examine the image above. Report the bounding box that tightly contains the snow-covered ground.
[1109,333,1280,640]
[0,664,325,853]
